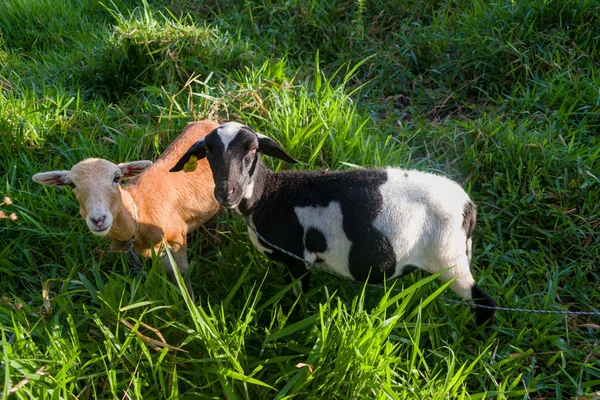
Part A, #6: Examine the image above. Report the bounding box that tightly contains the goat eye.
[113,175,120,183]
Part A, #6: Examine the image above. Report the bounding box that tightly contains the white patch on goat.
[466,237,473,264]
[247,217,273,255]
[294,201,354,279]
[217,122,245,151]
[374,168,473,295]
[243,180,254,199]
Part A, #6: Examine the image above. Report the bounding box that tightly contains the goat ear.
[256,133,299,164]
[32,171,75,188]
[170,139,206,172]
[118,161,152,179]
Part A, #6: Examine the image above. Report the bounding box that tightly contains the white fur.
[286,169,476,298]
[375,168,475,298]
[217,122,245,151]
[294,202,353,278]
[243,180,254,199]
[86,199,113,235]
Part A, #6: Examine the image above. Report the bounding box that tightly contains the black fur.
[243,166,397,284]
[169,139,206,172]
[471,284,496,326]
[305,228,327,253]
[257,134,300,163]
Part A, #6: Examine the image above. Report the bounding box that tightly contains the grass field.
[1,0,599,398]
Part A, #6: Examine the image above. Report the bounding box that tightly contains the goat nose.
[215,183,238,205]
[90,215,106,227]
[217,183,235,197]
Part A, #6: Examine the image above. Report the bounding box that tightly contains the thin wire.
[244,217,600,317]
[438,298,600,316]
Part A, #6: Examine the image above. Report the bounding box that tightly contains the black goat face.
[171,122,298,209]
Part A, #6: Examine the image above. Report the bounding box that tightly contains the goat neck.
[237,160,274,216]
[107,187,138,243]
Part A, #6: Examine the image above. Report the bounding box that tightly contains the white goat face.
[32,159,152,235]
[170,122,299,208]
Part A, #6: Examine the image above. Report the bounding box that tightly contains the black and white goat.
[170,122,496,325]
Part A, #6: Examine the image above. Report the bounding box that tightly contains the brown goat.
[32,120,220,297]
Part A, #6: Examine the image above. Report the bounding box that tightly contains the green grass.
[1,0,599,398]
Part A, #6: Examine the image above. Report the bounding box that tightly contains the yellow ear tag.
[183,156,198,173]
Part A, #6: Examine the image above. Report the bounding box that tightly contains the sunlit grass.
[1,0,599,398]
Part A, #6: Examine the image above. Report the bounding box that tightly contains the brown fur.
[33,120,221,298]
[123,120,220,257]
